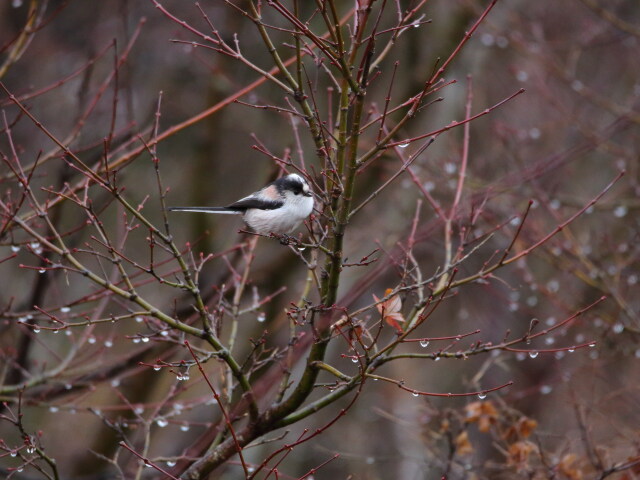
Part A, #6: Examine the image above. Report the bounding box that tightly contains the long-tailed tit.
[169,173,314,235]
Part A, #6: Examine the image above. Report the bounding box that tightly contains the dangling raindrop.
[11,245,20,252]
[477,392,487,400]
[568,347,575,353]
[419,340,429,348]
[156,418,169,428]
[412,391,420,397]
[444,162,457,174]
[180,424,190,432]
[398,143,409,148]
[540,385,552,395]
[257,312,266,323]
[528,351,539,358]
[613,205,628,218]
[60,306,71,313]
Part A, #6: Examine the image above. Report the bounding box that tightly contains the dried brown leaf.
[373,288,405,332]
[455,430,474,455]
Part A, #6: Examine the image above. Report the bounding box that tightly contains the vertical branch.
[437,76,473,291]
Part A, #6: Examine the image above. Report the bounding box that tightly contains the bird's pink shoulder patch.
[261,185,279,200]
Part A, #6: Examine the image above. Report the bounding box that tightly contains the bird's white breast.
[244,194,313,234]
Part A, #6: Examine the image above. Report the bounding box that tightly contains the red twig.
[391,88,525,148]
[118,441,180,480]
[184,340,250,477]
[390,379,513,398]
[404,329,481,343]
[506,172,624,265]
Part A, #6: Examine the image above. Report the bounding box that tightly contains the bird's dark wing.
[225,196,283,211]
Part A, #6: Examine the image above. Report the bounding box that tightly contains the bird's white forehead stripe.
[287,173,306,184]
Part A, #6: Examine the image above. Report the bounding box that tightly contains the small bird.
[169,173,314,235]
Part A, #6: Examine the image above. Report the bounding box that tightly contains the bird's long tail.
[167,207,242,214]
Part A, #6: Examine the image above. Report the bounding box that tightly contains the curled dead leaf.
[507,440,537,467]
[558,453,583,480]
[465,401,498,433]
[455,430,474,455]
[373,288,405,333]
